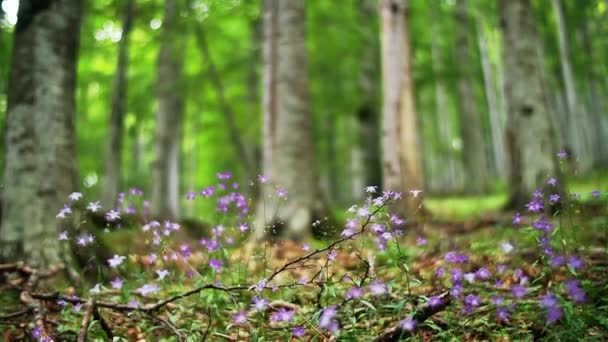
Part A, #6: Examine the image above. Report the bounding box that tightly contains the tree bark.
[428,1,458,192]
[477,15,506,177]
[350,0,380,202]
[102,0,134,209]
[380,0,423,215]
[551,0,589,167]
[499,0,559,209]
[580,10,606,166]
[152,0,184,219]
[0,0,83,268]
[254,0,322,240]
[455,0,488,193]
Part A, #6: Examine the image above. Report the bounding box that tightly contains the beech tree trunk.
[351,0,380,202]
[455,0,488,193]
[477,16,506,177]
[102,0,134,208]
[152,0,184,219]
[380,0,423,215]
[499,0,559,209]
[0,0,83,268]
[580,12,606,166]
[255,0,321,240]
[429,1,458,192]
[551,0,590,168]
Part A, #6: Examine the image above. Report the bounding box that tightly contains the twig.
[373,291,452,342]
[77,299,95,342]
[0,308,32,320]
[145,312,184,342]
[265,205,386,284]
[212,332,236,341]
[202,308,212,341]
[93,307,114,339]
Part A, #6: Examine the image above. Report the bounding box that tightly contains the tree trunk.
[152,0,184,219]
[429,1,457,192]
[499,0,559,209]
[477,16,506,177]
[580,13,606,166]
[102,0,134,209]
[380,0,423,215]
[551,0,588,166]
[0,0,83,268]
[351,0,380,202]
[455,0,488,193]
[254,0,322,240]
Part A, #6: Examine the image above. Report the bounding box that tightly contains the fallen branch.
[0,308,32,320]
[373,291,452,342]
[77,299,95,342]
[93,307,114,340]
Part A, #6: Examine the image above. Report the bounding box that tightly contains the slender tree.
[476,14,506,177]
[193,23,256,182]
[499,0,559,209]
[102,0,134,208]
[0,0,83,268]
[152,0,185,218]
[454,0,488,193]
[551,0,590,167]
[350,0,380,202]
[254,0,322,240]
[380,0,423,215]
[428,0,458,192]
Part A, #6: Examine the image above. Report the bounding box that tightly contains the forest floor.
[1,173,607,341]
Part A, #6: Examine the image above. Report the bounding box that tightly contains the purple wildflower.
[293,326,305,338]
[217,172,232,180]
[511,284,527,298]
[565,279,586,303]
[567,255,584,271]
[540,293,557,308]
[416,236,427,246]
[368,281,387,296]
[107,254,126,268]
[232,310,247,324]
[526,200,544,213]
[105,209,121,221]
[549,194,560,204]
[110,277,123,289]
[512,212,522,225]
[546,306,562,324]
[400,317,417,331]
[251,296,269,311]
[345,287,363,299]
[490,296,503,305]
[427,296,442,308]
[136,283,160,296]
[276,188,288,198]
[496,307,510,322]
[464,294,481,307]
[319,305,339,332]
[209,259,222,273]
[254,278,267,292]
[271,308,294,323]
[475,267,490,279]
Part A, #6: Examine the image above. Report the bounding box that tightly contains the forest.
[0,0,607,340]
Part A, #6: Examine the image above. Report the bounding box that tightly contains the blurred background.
[0,0,606,224]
